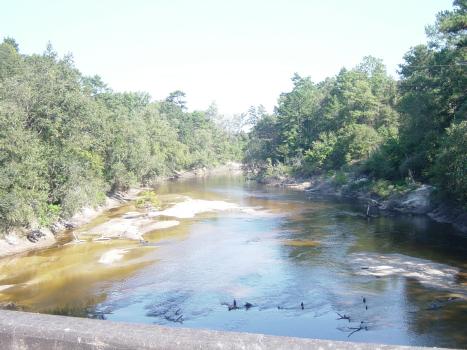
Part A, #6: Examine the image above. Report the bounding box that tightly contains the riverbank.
[0,162,242,259]
[257,173,467,234]
[0,189,142,259]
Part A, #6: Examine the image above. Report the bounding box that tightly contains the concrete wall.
[0,310,451,350]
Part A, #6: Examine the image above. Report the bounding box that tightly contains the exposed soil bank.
[0,162,242,259]
[0,189,141,259]
[259,174,467,234]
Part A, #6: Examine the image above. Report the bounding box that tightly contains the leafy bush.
[0,39,241,233]
[368,179,411,199]
[364,136,405,180]
[369,179,393,198]
[335,124,382,167]
[303,124,381,173]
[135,191,161,209]
[38,204,61,227]
[432,121,467,203]
[303,132,337,173]
[333,171,348,186]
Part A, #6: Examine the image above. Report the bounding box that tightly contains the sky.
[1,0,454,115]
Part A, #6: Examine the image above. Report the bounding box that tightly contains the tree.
[432,121,467,203]
[2,37,19,51]
[165,90,187,110]
[0,39,242,234]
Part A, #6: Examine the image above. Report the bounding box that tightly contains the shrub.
[432,121,467,204]
[333,171,348,186]
[303,132,337,173]
[135,190,161,209]
[38,204,62,227]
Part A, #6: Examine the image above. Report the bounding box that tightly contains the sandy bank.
[0,163,243,259]
[0,189,141,259]
[86,196,262,240]
[87,218,180,240]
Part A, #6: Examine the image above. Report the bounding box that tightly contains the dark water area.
[1,176,466,348]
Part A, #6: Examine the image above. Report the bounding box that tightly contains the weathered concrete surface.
[0,310,455,350]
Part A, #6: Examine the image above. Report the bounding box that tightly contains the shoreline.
[2,161,463,260]
[257,174,467,234]
[0,162,242,259]
[0,189,142,260]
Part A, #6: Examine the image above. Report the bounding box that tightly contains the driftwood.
[223,300,255,311]
[244,302,254,310]
[346,321,369,338]
[337,320,370,338]
[165,314,183,323]
[64,233,85,245]
[336,312,351,322]
[93,235,111,242]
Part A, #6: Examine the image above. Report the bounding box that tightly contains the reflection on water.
[0,175,466,348]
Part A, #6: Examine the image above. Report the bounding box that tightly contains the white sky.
[1,0,453,115]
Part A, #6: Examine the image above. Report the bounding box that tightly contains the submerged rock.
[281,239,320,247]
[351,252,465,296]
[98,249,130,264]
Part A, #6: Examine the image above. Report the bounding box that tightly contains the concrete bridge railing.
[0,310,452,350]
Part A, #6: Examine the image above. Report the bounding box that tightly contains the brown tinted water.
[0,175,466,348]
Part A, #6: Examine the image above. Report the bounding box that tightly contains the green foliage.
[303,132,337,173]
[397,0,466,184]
[333,171,348,186]
[334,124,382,167]
[367,179,413,199]
[0,41,240,234]
[135,191,161,209]
[253,160,291,182]
[245,1,466,205]
[369,179,394,199]
[0,104,49,232]
[264,161,291,179]
[300,122,382,174]
[243,114,280,168]
[432,121,467,203]
[246,55,398,178]
[38,204,61,227]
[364,136,405,180]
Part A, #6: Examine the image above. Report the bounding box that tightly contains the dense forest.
[0,1,465,236]
[245,0,466,205]
[0,42,243,233]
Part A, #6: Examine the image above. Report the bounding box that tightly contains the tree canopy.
[245,0,466,203]
[0,39,243,233]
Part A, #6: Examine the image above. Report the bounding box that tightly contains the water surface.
[0,176,466,348]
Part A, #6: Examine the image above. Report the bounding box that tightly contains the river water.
[0,176,466,348]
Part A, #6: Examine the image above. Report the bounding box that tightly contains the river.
[0,175,466,348]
